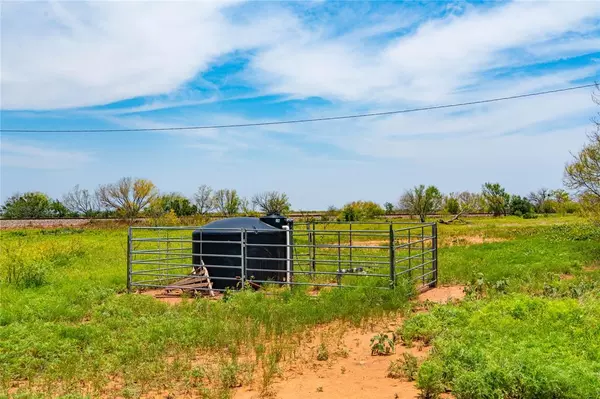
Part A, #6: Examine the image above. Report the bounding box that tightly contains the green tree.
[564,88,600,221]
[212,189,240,216]
[1,192,52,219]
[482,182,510,216]
[399,185,442,222]
[96,177,158,221]
[384,202,395,215]
[444,194,461,215]
[251,191,291,215]
[564,130,600,199]
[340,201,384,221]
[160,193,196,216]
[509,195,533,216]
[50,200,73,217]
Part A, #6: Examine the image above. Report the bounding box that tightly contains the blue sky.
[1,1,599,209]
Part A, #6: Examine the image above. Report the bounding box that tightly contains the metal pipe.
[389,224,395,289]
[432,223,438,288]
[127,226,132,293]
[244,268,389,278]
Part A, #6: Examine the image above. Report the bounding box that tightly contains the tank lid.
[198,217,280,231]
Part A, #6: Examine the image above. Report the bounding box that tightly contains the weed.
[370,333,395,356]
[219,360,242,389]
[340,366,346,375]
[316,386,323,393]
[316,343,329,361]
[387,353,419,381]
[463,273,485,299]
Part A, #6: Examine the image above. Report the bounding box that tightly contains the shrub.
[416,360,445,399]
[316,343,329,361]
[322,206,339,221]
[444,197,461,215]
[523,212,538,219]
[340,201,384,221]
[387,353,419,381]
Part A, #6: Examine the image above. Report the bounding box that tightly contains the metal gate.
[127,221,437,294]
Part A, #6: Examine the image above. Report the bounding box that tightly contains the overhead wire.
[1,83,596,133]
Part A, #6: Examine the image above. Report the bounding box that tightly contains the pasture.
[1,215,599,398]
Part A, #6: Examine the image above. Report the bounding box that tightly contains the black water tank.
[192,217,289,290]
[259,214,293,229]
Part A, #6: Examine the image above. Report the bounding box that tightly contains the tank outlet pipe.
[283,225,291,283]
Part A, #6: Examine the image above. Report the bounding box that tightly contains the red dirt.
[234,286,463,399]
[234,319,425,399]
[418,285,465,303]
[140,289,222,305]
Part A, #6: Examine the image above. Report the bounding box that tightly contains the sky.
[1,0,599,210]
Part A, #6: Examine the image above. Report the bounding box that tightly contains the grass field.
[1,215,599,398]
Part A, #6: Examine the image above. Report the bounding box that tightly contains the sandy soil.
[234,286,462,399]
[234,319,424,399]
[418,285,465,303]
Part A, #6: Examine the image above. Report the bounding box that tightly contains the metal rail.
[127,221,437,293]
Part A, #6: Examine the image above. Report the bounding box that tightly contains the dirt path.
[235,286,462,399]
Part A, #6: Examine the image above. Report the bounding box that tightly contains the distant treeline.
[0,178,587,223]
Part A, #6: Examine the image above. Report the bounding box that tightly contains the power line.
[1,83,596,133]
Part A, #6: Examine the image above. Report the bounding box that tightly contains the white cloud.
[248,1,600,104]
[0,1,298,109]
[0,140,93,169]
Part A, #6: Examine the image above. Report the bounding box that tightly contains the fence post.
[389,224,395,289]
[337,231,342,286]
[407,228,412,279]
[241,229,246,289]
[431,223,438,288]
[127,226,132,293]
[421,225,425,287]
[349,223,353,264]
[310,222,316,277]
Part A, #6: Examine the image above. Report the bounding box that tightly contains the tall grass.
[401,295,600,399]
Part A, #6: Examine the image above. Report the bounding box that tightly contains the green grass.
[1,215,598,398]
[0,227,412,397]
[440,221,600,287]
[401,295,600,399]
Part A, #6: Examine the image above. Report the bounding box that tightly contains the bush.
[339,201,384,221]
[523,212,538,219]
[416,360,445,399]
[1,192,53,219]
[444,197,460,215]
[387,353,419,381]
[509,195,533,215]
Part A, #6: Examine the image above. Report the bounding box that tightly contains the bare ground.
[234,286,462,399]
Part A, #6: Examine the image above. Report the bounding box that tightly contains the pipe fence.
[127,221,437,295]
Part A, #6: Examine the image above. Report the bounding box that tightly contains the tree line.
[0,180,291,220]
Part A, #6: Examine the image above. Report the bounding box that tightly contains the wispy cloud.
[0,140,93,169]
